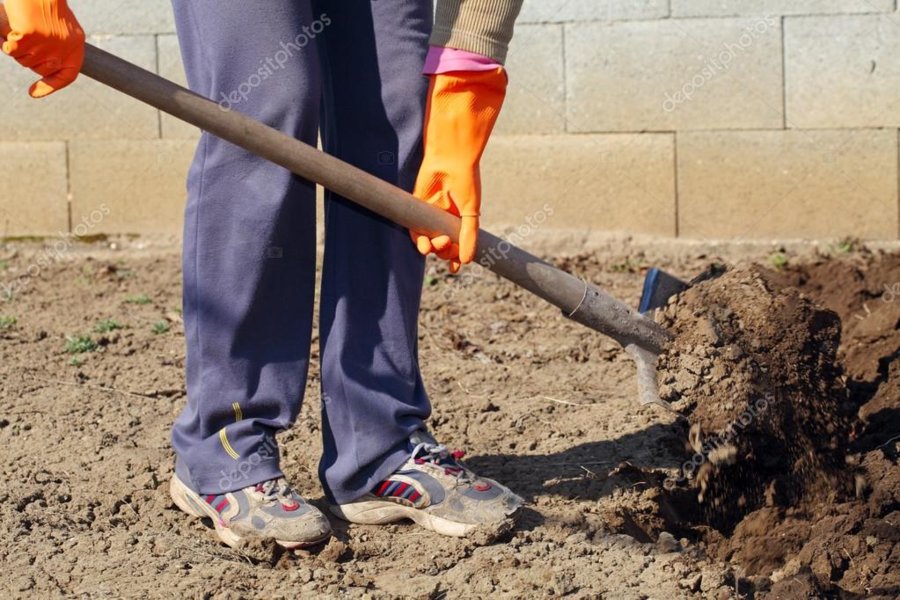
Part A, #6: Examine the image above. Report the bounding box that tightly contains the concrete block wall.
[0,0,190,238]
[494,0,900,239]
[2,0,899,240]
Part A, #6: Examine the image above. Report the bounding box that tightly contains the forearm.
[431,0,523,65]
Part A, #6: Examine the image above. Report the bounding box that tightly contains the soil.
[651,253,900,599]
[657,266,853,518]
[0,237,896,599]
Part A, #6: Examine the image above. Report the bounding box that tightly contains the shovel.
[0,14,688,408]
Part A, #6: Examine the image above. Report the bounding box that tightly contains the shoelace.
[412,442,472,483]
[254,479,301,511]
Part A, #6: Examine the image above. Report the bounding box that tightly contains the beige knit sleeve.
[431,0,524,64]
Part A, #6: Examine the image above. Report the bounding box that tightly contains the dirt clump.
[657,265,854,525]
[638,252,899,598]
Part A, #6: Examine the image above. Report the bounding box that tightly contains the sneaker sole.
[330,500,476,538]
[169,475,329,550]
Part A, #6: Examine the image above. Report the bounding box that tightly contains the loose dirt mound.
[639,251,899,598]
[658,265,853,521]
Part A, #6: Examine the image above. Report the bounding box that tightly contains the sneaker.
[170,473,332,549]
[330,430,523,537]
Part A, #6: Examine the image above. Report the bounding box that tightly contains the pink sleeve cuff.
[423,45,502,75]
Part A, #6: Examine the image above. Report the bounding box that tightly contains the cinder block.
[496,25,566,135]
[518,0,668,23]
[671,0,893,17]
[69,140,195,235]
[566,18,784,132]
[677,130,899,240]
[0,143,69,236]
[68,0,175,35]
[785,15,900,128]
[0,36,160,142]
[481,134,676,235]
[157,35,201,140]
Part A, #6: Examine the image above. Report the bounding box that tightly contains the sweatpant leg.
[315,0,434,504]
[170,0,323,495]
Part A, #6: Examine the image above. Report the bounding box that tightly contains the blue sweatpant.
[170,0,433,504]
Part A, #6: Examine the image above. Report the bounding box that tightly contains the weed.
[94,319,124,333]
[769,252,789,269]
[152,321,170,335]
[0,315,16,330]
[65,335,98,354]
[0,260,8,271]
[610,258,638,273]
[831,237,860,255]
[68,356,83,367]
[125,294,152,305]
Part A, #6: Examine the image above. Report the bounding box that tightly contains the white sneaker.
[331,430,523,538]
[170,473,332,549]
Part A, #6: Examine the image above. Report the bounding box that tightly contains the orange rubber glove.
[1,0,85,98]
[411,68,507,273]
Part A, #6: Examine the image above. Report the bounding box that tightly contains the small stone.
[657,531,680,553]
[679,573,702,592]
[565,532,588,545]
[716,586,733,600]
[318,539,351,563]
[723,345,743,360]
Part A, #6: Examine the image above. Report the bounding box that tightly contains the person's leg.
[170,0,322,496]
[315,0,433,504]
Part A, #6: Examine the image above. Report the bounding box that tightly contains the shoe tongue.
[257,479,287,500]
[409,429,437,449]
